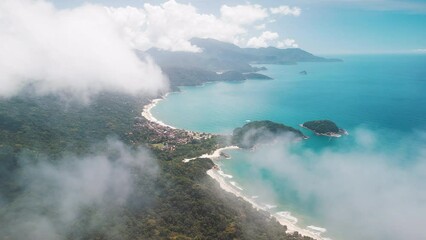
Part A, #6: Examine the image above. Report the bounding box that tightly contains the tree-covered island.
[232,120,307,149]
[301,120,348,137]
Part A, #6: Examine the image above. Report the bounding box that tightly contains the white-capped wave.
[265,204,277,209]
[218,170,233,179]
[307,225,327,233]
[230,181,244,190]
[276,211,298,224]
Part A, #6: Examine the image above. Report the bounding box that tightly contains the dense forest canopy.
[302,120,341,134]
[0,93,312,240]
[0,31,332,240]
[232,120,306,149]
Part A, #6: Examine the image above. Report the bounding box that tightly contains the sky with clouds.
[1,0,425,100]
[48,0,426,54]
[0,2,425,238]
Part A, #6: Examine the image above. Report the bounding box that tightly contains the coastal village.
[128,99,327,240]
[132,116,214,152]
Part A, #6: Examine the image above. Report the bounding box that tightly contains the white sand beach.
[207,167,329,240]
[182,146,240,163]
[142,96,176,129]
[142,98,329,240]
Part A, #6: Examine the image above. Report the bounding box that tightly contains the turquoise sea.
[152,55,426,240]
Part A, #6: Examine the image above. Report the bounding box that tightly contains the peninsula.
[139,38,341,90]
[139,101,325,239]
[0,38,337,240]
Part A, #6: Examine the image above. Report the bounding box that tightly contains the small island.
[244,72,273,80]
[232,120,307,148]
[300,120,348,137]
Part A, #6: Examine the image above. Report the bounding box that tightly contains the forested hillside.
[0,93,312,240]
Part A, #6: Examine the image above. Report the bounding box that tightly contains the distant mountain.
[161,67,249,88]
[139,38,341,88]
[190,38,341,65]
[145,48,255,73]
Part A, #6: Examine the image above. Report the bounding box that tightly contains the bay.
[152,54,426,239]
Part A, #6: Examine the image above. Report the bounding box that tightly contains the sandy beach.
[207,167,329,240]
[142,95,176,129]
[142,97,329,240]
[183,146,240,163]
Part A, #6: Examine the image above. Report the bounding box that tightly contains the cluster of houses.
[132,117,212,151]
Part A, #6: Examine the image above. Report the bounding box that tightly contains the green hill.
[232,120,307,148]
[302,120,347,137]
[0,94,312,240]
[142,38,341,89]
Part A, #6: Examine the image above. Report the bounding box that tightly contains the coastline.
[207,166,328,240]
[183,146,240,163]
[141,94,176,129]
[142,96,329,240]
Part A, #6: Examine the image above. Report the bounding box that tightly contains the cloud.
[108,1,247,52]
[354,128,377,147]
[247,31,279,48]
[270,5,302,16]
[0,139,158,240]
[247,32,299,49]
[255,24,266,30]
[0,0,167,101]
[220,4,269,25]
[0,0,302,100]
[277,38,299,48]
[107,1,301,52]
[107,2,271,52]
[239,128,426,240]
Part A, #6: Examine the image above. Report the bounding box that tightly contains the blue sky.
[50,0,426,54]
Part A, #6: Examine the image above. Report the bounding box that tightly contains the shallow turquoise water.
[153,55,426,135]
[152,54,426,239]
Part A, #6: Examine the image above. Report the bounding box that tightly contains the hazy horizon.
[1,1,425,240]
[48,0,426,55]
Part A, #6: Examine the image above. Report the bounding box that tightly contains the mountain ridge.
[139,38,341,88]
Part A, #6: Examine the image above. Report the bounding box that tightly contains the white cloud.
[277,38,299,48]
[247,32,299,49]
[247,31,279,48]
[220,4,269,25]
[0,0,302,99]
[107,1,247,52]
[354,128,377,147]
[0,0,167,101]
[239,129,426,240]
[270,5,302,16]
[107,1,301,51]
[0,139,158,239]
[255,24,266,30]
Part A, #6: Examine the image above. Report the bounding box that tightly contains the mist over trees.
[0,93,312,240]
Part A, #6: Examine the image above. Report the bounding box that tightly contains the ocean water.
[152,55,426,239]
